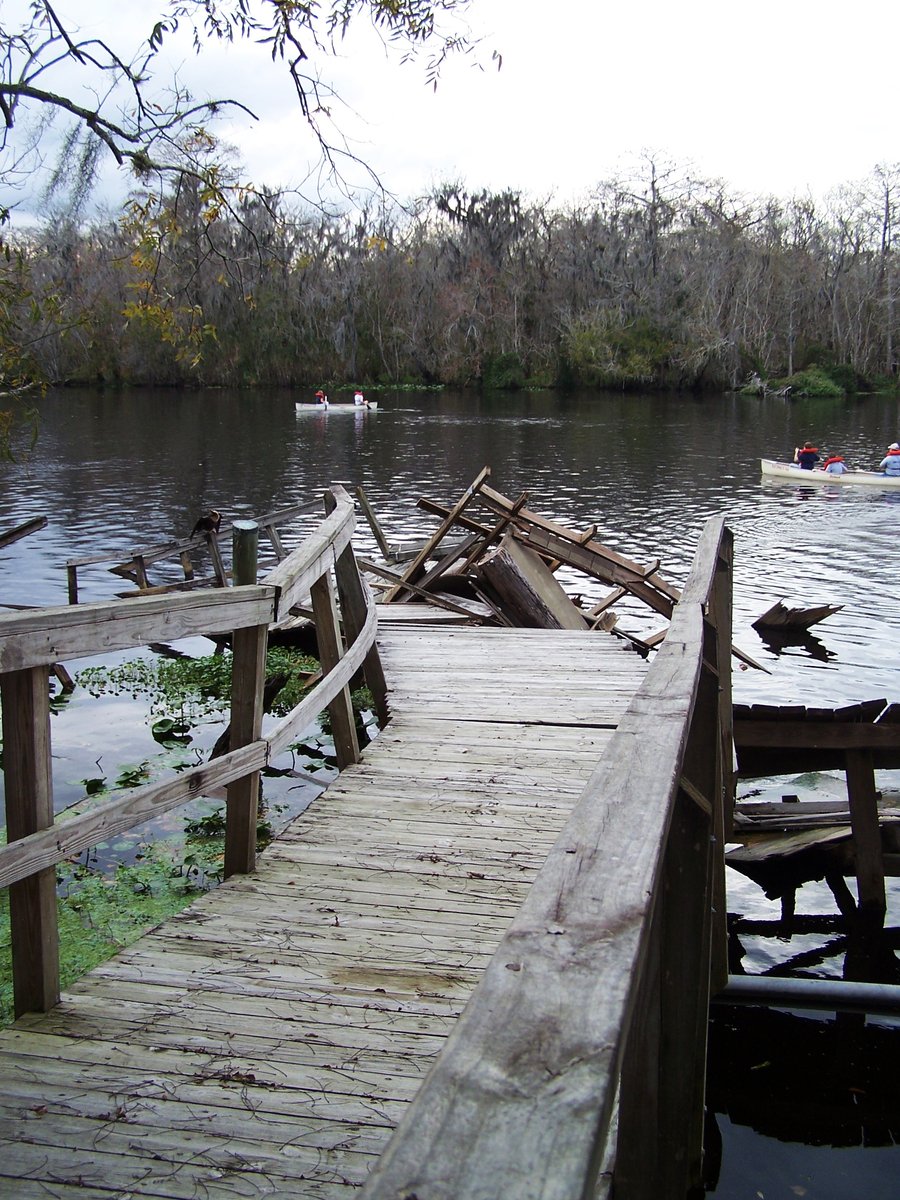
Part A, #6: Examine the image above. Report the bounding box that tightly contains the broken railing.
[0,485,386,1019]
[362,513,734,1200]
[64,499,322,603]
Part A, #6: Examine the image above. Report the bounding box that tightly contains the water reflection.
[755,627,837,663]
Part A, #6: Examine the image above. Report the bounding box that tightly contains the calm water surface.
[1,386,899,1196]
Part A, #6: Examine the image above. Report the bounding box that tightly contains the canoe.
[760,458,900,488]
[295,401,378,412]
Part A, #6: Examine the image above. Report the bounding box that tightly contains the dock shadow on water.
[705,1002,900,1199]
[705,774,900,1198]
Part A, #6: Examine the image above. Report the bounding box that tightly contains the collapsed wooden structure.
[731,700,900,919]
[358,466,735,657]
[63,500,319,604]
[0,494,736,1199]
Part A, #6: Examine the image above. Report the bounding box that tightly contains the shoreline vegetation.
[3,165,900,403]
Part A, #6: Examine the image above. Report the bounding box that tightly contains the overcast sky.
[10,0,900,216]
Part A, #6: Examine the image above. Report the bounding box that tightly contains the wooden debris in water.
[367,468,764,673]
[752,598,844,630]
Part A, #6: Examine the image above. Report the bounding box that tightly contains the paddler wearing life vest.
[821,454,847,475]
[793,441,820,469]
[878,442,900,475]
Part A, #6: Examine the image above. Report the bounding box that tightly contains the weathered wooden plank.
[0,740,268,890]
[0,514,47,550]
[0,586,277,672]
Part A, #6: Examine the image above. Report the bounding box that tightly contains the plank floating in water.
[752,598,843,630]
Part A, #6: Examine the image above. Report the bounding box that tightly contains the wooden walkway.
[0,616,649,1198]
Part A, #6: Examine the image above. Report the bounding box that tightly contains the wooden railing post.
[224,522,267,878]
[311,568,360,770]
[325,488,389,727]
[1,665,59,1015]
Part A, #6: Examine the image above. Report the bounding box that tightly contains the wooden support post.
[66,564,78,605]
[232,521,259,588]
[1,665,59,1015]
[615,893,663,1197]
[133,554,150,590]
[658,783,715,1198]
[224,522,266,878]
[179,550,195,581]
[845,748,886,918]
[207,532,227,587]
[325,491,390,727]
[311,569,360,770]
[264,523,287,561]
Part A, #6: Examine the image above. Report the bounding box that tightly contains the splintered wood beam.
[383,467,491,602]
[414,531,484,591]
[588,587,627,617]
[356,484,394,561]
[417,497,494,535]
[477,536,589,631]
[460,491,529,573]
[478,482,680,598]
[359,559,488,620]
[418,494,675,616]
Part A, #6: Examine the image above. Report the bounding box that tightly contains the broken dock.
[2,472,895,1197]
[0,480,735,1198]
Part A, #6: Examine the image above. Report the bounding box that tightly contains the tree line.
[4,157,900,396]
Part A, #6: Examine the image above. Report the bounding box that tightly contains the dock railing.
[361,513,734,1200]
[0,485,386,1019]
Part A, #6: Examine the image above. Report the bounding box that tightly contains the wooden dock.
[0,618,649,1198]
[0,492,734,1199]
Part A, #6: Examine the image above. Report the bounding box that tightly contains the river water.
[1,386,899,1196]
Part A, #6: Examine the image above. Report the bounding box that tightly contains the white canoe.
[760,458,900,487]
[295,402,378,412]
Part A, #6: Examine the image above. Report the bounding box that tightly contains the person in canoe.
[353,389,368,407]
[314,389,329,407]
[879,442,900,475]
[793,442,820,469]
[821,454,847,475]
